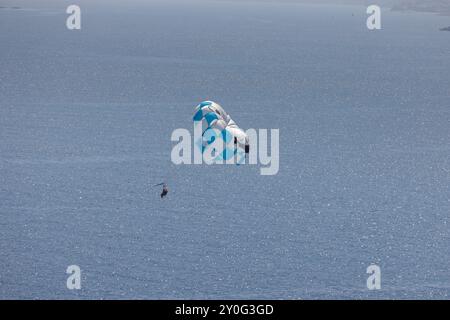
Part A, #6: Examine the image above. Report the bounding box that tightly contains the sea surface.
[0,0,449,299]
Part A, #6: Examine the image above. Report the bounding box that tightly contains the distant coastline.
[215,0,450,16]
[391,1,450,16]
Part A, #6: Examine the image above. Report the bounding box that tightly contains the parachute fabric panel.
[193,101,249,164]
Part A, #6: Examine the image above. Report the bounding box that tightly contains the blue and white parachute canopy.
[193,101,249,160]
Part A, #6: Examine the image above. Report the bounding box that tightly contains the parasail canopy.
[193,101,249,162]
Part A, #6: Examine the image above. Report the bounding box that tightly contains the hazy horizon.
[2,0,450,15]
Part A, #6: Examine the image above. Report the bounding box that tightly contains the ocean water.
[0,0,449,299]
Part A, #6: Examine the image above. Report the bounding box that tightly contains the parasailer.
[154,182,168,198]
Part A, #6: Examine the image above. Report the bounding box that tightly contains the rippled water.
[1,1,449,299]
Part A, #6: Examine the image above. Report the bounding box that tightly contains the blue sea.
[0,0,449,299]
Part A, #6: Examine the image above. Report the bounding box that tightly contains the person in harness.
[160,184,168,199]
[154,182,168,199]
